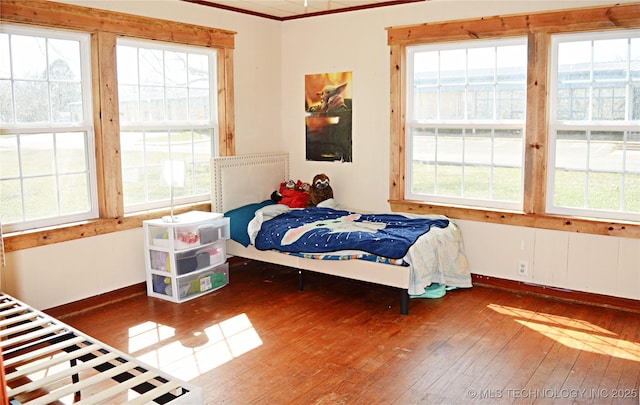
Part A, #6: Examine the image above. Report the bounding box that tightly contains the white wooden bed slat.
[0,324,67,349]
[3,336,86,368]
[23,362,138,405]
[6,342,103,381]
[7,351,121,397]
[0,317,52,339]
[0,311,39,328]
[0,299,18,310]
[0,305,32,319]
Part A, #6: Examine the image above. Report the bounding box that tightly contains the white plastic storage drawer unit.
[143,211,230,303]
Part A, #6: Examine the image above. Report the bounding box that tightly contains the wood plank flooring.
[58,260,640,404]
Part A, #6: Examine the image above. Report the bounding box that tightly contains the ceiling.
[181,0,425,20]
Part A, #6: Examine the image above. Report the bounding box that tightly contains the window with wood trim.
[0,25,97,233]
[387,4,640,238]
[547,30,640,222]
[0,0,235,251]
[406,38,527,211]
[117,39,218,213]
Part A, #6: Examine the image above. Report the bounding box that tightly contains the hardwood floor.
[59,260,640,404]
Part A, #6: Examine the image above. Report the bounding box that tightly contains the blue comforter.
[255,207,449,259]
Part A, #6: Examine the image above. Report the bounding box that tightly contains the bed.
[211,152,471,315]
[1,292,202,404]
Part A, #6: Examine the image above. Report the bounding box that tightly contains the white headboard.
[211,152,289,213]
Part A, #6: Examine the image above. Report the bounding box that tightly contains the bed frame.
[211,152,411,315]
[1,292,202,404]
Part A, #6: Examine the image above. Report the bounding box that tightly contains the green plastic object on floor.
[410,283,446,299]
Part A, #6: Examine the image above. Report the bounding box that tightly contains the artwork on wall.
[305,71,352,162]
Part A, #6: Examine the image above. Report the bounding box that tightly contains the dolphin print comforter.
[247,200,472,295]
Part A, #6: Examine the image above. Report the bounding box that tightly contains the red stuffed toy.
[272,180,310,208]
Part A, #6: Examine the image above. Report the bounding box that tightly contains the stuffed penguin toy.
[308,173,333,207]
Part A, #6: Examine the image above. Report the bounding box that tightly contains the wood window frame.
[386,3,640,239]
[1,0,236,252]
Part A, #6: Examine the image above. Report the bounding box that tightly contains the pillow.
[224,200,274,247]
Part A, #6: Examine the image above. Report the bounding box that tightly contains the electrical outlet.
[518,260,528,276]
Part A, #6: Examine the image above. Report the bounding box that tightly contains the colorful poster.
[305,71,352,162]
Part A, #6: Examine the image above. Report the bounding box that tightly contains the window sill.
[3,203,212,252]
[389,200,640,239]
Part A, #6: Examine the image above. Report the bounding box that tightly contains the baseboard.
[44,283,146,319]
[42,269,639,320]
[472,274,640,314]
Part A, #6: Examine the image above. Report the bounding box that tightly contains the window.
[117,39,218,213]
[548,30,640,222]
[388,3,639,237]
[0,1,235,251]
[0,25,96,232]
[406,39,527,210]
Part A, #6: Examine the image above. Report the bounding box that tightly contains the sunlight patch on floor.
[128,321,176,352]
[488,304,640,362]
[128,313,262,380]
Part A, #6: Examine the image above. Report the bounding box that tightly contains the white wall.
[458,220,640,300]
[3,0,639,309]
[4,229,144,309]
